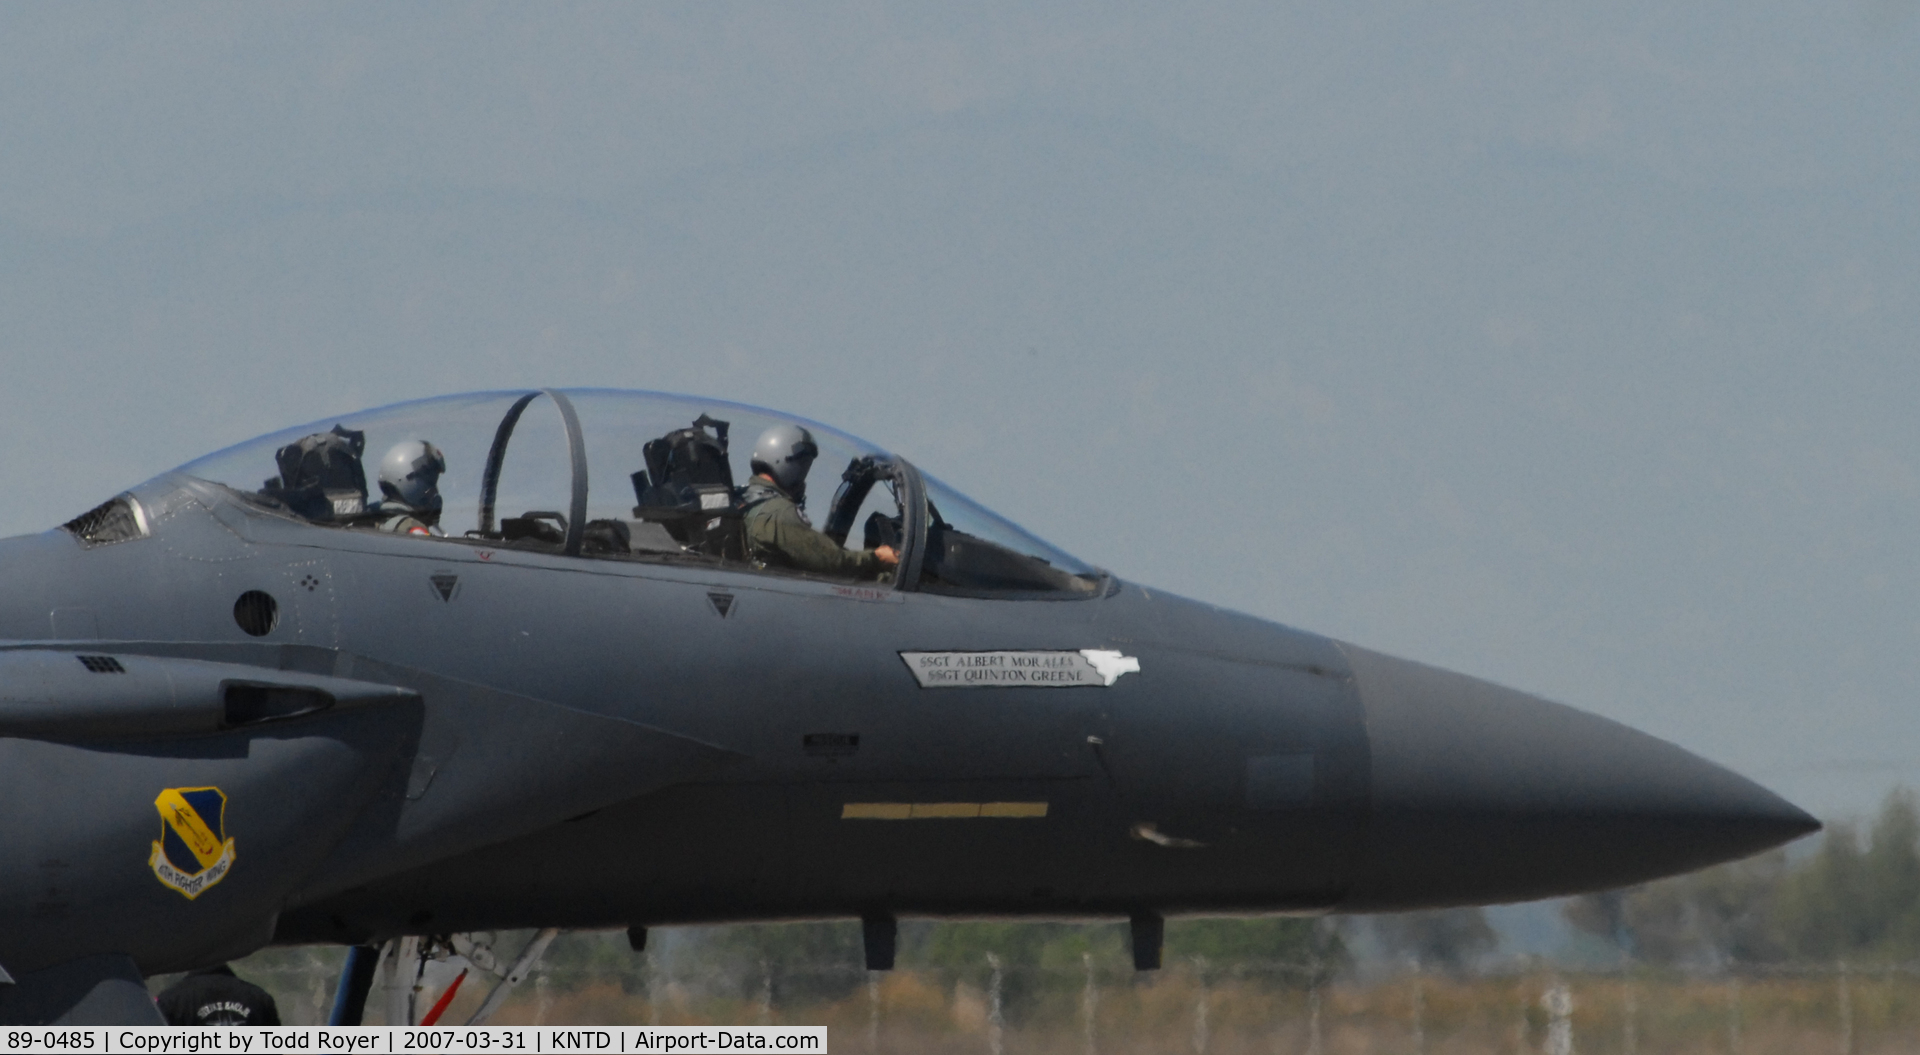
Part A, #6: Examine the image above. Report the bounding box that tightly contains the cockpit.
[150,389,1104,598]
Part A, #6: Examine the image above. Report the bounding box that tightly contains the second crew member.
[373,440,447,537]
[743,425,897,578]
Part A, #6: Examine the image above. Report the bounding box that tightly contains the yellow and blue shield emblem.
[149,786,236,899]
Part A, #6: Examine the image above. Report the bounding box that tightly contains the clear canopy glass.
[158,389,1102,597]
[918,472,1100,595]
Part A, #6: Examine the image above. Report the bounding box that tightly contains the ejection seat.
[258,424,373,524]
[631,415,746,562]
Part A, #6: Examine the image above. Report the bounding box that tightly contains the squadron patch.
[149,786,236,900]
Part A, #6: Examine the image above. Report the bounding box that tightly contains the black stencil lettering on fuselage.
[804,732,860,757]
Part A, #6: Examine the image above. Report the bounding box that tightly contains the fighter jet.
[0,388,1817,1025]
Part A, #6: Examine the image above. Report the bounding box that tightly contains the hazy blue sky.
[2,4,1916,820]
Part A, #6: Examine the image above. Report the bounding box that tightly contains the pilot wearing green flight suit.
[743,424,898,579]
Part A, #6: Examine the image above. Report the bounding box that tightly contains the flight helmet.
[751,424,819,500]
[378,440,447,513]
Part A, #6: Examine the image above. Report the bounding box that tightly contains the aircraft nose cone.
[1337,644,1820,910]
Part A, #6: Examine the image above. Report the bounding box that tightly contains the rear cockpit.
[120,389,1103,598]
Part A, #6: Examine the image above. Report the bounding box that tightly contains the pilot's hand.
[875,545,899,566]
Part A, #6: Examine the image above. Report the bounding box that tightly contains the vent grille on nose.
[76,654,125,673]
[61,495,148,546]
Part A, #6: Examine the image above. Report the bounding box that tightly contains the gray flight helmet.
[377,440,447,513]
[751,424,819,500]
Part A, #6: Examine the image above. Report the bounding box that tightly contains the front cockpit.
[106,389,1103,598]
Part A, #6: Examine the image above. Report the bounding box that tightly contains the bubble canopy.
[160,389,1103,598]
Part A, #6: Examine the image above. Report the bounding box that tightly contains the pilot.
[373,440,447,537]
[156,964,281,1026]
[743,424,898,578]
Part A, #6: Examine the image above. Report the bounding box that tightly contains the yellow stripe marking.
[154,788,224,869]
[910,802,980,819]
[841,801,1048,820]
[842,802,913,820]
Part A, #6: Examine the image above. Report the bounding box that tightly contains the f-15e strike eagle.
[0,388,1818,1025]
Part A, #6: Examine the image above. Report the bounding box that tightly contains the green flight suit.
[742,479,885,579]
[375,504,442,537]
